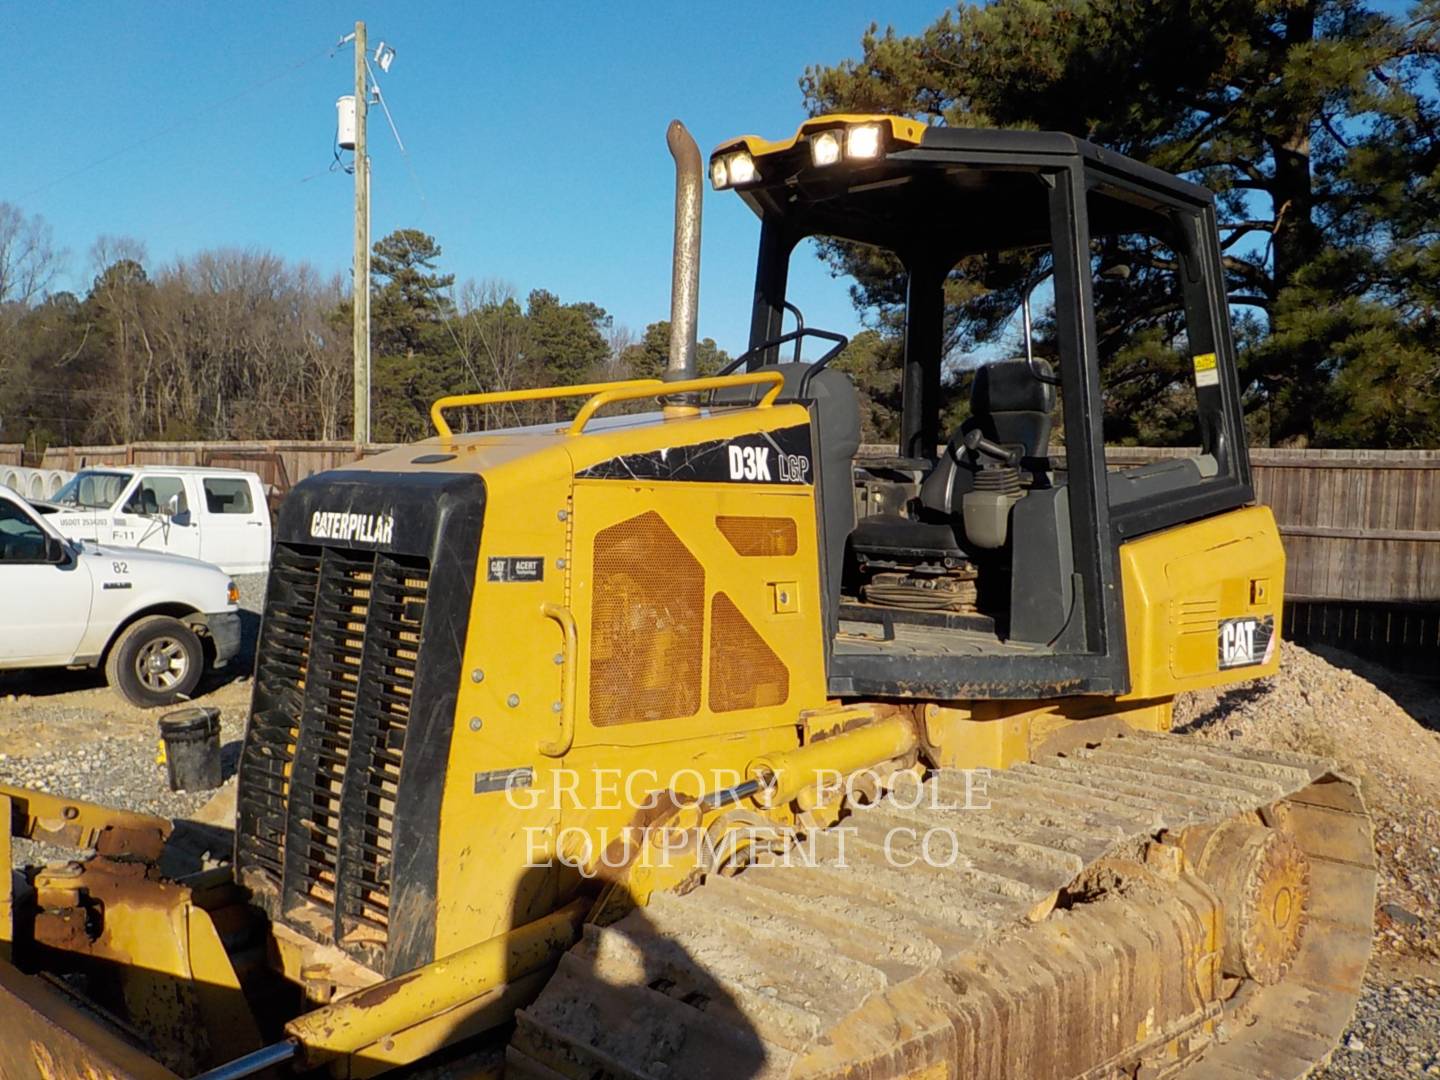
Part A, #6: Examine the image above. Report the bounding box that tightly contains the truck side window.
[0,502,48,562]
[203,478,254,514]
[124,477,188,517]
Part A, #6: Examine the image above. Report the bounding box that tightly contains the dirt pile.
[1176,642,1440,963]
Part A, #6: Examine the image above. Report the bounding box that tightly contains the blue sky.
[1,2,950,357]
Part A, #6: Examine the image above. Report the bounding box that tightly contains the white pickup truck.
[34,465,272,575]
[0,486,243,707]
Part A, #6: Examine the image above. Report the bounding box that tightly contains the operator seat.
[918,357,1056,520]
[713,363,861,634]
[850,357,1056,562]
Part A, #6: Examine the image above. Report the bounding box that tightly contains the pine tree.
[620,320,731,380]
[370,229,455,358]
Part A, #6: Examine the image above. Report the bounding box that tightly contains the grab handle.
[538,603,577,757]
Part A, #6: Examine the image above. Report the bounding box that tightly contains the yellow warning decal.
[1193,352,1219,387]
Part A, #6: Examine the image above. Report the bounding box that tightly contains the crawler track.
[508,732,1376,1080]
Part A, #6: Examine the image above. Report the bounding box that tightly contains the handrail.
[430,380,663,438]
[717,327,849,380]
[567,371,786,435]
[538,603,577,757]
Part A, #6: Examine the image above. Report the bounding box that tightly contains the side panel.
[526,475,829,892]
[1118,505,1284,701]
[567,480,828,749]
[432,461,572,956]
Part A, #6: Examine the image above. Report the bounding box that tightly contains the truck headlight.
[710,156,729,189]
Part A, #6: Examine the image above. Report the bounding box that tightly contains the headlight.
[227,581,240,605]
[846,123,883,160]
[727,151,757,185]
[711,152,759,190]
[809,130,842,167]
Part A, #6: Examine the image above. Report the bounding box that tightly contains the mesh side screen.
[708,592,789,713]
[590,511,704,726]
[715,515,798,557]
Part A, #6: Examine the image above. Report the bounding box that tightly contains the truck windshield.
[53,470,133,510]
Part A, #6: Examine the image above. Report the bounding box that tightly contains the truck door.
[197,474,271,573]
[0,498,93,664]
[115,474,202,561]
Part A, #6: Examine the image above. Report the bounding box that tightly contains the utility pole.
[352,20,371,448]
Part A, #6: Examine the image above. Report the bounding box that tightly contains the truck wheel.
[105,616,204,708]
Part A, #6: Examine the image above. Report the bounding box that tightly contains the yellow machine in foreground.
[0,117,1374,1080]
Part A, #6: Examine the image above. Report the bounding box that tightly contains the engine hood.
[78,540,223,576]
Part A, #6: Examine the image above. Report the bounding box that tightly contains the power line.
[14,42,338,203]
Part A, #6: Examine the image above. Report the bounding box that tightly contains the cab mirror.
[45,535,67,563]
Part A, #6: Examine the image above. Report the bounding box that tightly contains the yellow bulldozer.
[0,115,1375,1080]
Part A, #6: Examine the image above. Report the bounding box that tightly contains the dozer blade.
[0,960,180,1080]
[508,732,1376,1080]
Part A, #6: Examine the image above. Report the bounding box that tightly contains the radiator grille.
[715,515,798,557]
[709,591,789,713]
[237,541,429,967]
[589,511,703,727]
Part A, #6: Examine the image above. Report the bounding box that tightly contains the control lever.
[961,429,1021,467]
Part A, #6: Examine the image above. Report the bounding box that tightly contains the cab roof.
[711,113,1213,258]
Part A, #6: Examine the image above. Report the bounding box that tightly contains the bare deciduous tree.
[0,203,62,306]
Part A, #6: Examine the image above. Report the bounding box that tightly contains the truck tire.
[105,615,204,708]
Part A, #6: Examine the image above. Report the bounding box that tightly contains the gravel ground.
[232,571,267,621]
[1,588,1437,1075]
[1317,977,1440,1078]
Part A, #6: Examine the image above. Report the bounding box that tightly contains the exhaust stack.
[666,119,702,386]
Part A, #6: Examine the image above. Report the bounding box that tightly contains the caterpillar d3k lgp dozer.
[0,116,1375,1080]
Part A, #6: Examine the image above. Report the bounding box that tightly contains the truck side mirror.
[45,535,67,564]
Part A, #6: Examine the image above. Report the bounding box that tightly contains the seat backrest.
[919,358,1055,520]
[969,357,1056,460]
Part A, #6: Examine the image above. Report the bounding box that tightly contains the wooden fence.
[34,441,397,488]
[0,445,21,466]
